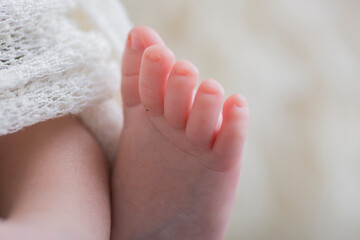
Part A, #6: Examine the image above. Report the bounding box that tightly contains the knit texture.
[0,0,132,160]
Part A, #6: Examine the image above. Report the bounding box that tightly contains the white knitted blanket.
[0,0,132,160]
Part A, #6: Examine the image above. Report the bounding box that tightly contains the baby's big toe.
[121,26,165,107]
[139,45,175,116]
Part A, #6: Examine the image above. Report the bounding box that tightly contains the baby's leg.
[0,116,110,240]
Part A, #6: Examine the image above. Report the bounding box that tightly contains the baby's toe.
[139,45,175,117]
[185,79,224,148]
[164,60,198,129]
[213,94,249,171]
[121,26,165,107]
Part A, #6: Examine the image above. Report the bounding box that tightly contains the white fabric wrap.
[0,0,132,160]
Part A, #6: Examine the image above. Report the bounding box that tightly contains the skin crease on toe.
[112,26,249,240]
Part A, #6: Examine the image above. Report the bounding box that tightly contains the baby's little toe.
[213,94,249,171]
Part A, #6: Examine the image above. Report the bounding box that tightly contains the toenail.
[129,32,144,50]
[202,81,219,95]
[146,51,161,62]
[234,101,245,108]
[175,67,188,76]
[233,95,248,108]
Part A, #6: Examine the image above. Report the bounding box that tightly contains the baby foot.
[112,26,249,240]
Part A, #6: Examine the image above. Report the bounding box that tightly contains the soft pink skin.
[112,26,249,240]
[0,116,111,240]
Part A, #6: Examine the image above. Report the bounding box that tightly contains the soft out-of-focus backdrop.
[120,0,360,239]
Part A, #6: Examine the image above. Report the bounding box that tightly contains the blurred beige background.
[121,0,360,239]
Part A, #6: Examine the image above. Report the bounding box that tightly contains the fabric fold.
[0,0,132,160]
